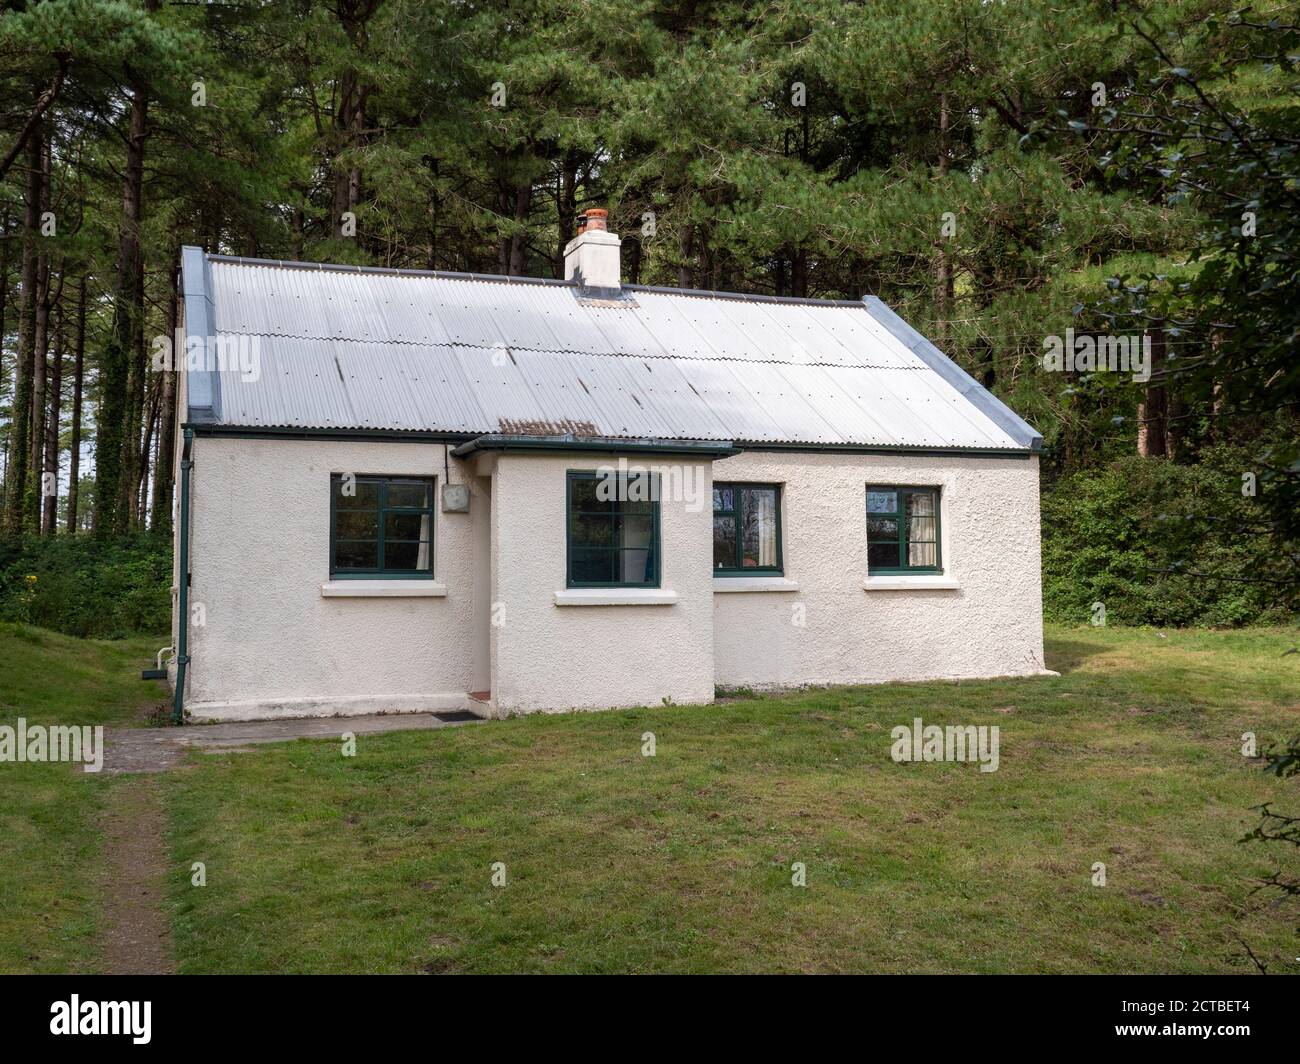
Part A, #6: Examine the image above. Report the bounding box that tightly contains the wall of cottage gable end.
[182,436,478,721]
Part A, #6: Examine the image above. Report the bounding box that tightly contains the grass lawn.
[164,624,1300,974]
[0,623,165,974]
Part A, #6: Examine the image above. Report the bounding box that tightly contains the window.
[866,486,941,574]
[713,483,782,575]
[330,475,434,578]
[566,470,660,587]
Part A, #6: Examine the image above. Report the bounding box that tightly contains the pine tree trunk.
[1137,325,1169,458]
[135,381,159,526]
[556,152,577,278]
[0,207,8,404]
[24,130,52,532]
[933,94,952,345]
[40,297,64,535]
[66,276,85,533]
[150,263,177,535]
[509,185,531,276]
[790,249,808,298]
[120,272,147,528]
[3,120,41,535]
[27,252,49,531]
[95,76,148,536]
[677,223,694,289]
[0,207,8,490]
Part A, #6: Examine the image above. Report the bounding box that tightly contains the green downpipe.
[172,427,194,725]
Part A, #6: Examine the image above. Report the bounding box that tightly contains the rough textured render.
[711,451,1049,689]
[183,436,478,722]
[488,451,716,715]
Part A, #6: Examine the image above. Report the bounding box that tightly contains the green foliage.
[1042,449,1298,627]
[0,534,171,638]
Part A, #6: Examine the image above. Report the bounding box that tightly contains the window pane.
[867,490,898,514]
[741,487,778,567]
[712,486,734,512]
[908,516,936,543]
[908,541,937,567]
[571,513,613,546]
[621,496,655,516]
[335,510,378,539]
[713,515,736,568]
[335,539,379,569]
[868,516,899,539]
[386,480,431,508]
[570,476,607,509]
[907,491,935,517]
[586,472,656,507]
[570,548,616,584]
[568,473,659,586]
[384,512,428,542]
[385,540,430,571]
[868,540,900,569]
[623,471,657,504]
[617,514,654,550]
[617,547,654,584]
[335,479,379,510]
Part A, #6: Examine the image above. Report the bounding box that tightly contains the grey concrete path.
[103,712,481,775]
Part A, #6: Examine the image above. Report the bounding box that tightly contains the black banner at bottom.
[0,974,1292,1051]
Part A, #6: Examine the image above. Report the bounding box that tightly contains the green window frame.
[330,474,436,579]
[866,485,942,574]
[566,469,661,588]
[713,482,783,576]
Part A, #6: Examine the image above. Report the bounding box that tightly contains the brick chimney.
[564,208,621,291]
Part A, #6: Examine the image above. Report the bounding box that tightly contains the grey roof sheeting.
[183,250,1041,452]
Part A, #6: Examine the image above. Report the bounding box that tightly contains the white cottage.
[170,215,1049,722]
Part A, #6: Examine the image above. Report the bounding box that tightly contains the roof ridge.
[205,253,871,308]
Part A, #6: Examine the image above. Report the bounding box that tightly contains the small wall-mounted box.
[441,483,470,513]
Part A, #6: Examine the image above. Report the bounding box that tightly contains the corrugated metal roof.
[188,253,1040,451]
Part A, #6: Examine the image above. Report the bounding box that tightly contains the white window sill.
[863,576,960,591]
[321,580,448,598]
[713,577,800,593]
[554,588,678,606]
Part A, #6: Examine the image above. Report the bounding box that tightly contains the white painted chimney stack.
[564,208,621,291]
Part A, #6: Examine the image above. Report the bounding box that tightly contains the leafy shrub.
[0,534,171,638]
[1042,448,1297,628]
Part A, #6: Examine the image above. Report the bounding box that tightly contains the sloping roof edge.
[181,246,220,424]
[860,296,1043,452]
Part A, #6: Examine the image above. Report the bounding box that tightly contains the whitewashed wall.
[184,436,477,721]
[178,437,1045,721]
[489,451,716,715]
[711,451,1047,688]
